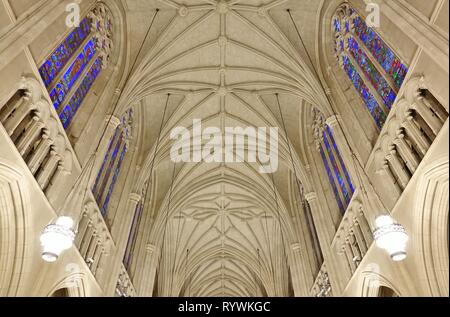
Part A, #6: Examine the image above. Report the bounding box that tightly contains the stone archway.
[0,162,28,297]
[414,158,449,297]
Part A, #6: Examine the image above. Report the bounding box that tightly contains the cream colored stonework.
[0,0,448,297]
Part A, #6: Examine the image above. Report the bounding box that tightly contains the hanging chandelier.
[373,215,408,262]
[40,216,76,262]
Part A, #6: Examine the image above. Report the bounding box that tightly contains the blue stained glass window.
[347,37,396,109]
[59,57,102,129]
[97,135,122,205]
[326,126,354,194]
[334,18,341,33]
[342,55,386,129]
[320,146,345,213]
[39,18,92,87]
[101,144,127,216]
[49,38,97,110]
[353,16,408,89]
[323,130,351,206]
[93,127,120,196]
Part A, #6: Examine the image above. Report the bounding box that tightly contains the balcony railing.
[0,77,77,196]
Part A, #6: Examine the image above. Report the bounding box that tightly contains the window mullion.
[100,136,127,216]
[320,143,346,212]
[57,54,101,118]
[341,50,390,117]
[346,33,399,95]
[95,129,122,204]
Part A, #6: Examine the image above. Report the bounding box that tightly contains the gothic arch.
[0,162,29,296]
[414,157,449,296]
[46,272,88,297]
[358,269,402,297]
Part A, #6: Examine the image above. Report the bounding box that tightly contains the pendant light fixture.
[373,215,408,261]
[286,9,408,261]
[40,9,160,262]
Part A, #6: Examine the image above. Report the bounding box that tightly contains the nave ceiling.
[116,0,329,297]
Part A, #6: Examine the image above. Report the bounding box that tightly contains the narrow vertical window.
[313,109,354,214]
[38,4,113,130]
[333,4,408,129]
[93,109,133,218]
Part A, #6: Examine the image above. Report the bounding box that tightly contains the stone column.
[37,151,61,189]
[305,192,344,294]
[138,244,159,297]
[343,241,356,273]
[352,222,368,255]
[90,243,103,271]
[3,99,31,135]
[414,98,443,136]
[289,243,310,297]
[75,212,90,247]
[348,234,362,265]
[86,234,99,264]
[338,246,352,277]
[92,249,104,276]
[386,150,410,189]
[28,136,52,174]
[95,251,109,283]
[402,115,430,157]
[80,223,94,258]
[16,117,43,156]
[377,161,402,198]
[104,193,142,296]
[393,133,419,173]
[357,209,374,246]
[0,94,27,123]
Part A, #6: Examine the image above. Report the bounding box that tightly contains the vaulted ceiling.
[118,0,329,297]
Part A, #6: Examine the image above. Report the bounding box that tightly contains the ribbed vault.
[118,0,328,297]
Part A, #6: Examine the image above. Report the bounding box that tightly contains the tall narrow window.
[313,109,354,214]
[333,4,408,129]
[123,183,147,272]
[93,109,133,218]
[38,3,113,130]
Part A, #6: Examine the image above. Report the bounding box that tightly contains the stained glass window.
[320,146,345,213]
[39,5,113,131]
[353,16,408,89]
[39,18,92,87]
[101,144,127,215]
[92,127,120,196]
[317,123,355,214]
[333,5,408,130]
[347,37,396,109]
[342,56,386,129]
[326,126,354,193]
[93,109,133,219]
[59,57,103,129]
[49,38,97,110]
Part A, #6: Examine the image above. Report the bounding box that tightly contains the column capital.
[305,192,318,202]
[106,115,121,129]
[129,193,142,203]
[146,244,156,253]
[325,115,341,128]
[291,243,302,252]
